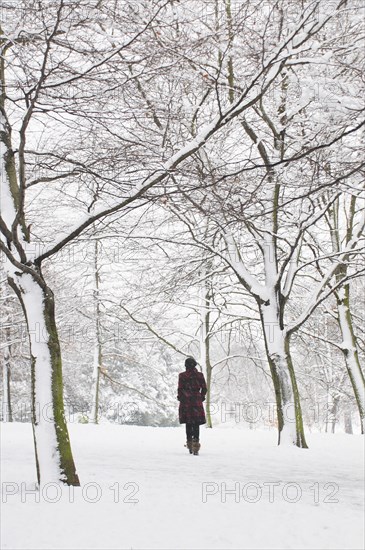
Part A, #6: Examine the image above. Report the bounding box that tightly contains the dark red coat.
[177,367,207,425]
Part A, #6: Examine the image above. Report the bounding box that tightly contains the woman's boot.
[192,438,201,455]
[185,439,193,454]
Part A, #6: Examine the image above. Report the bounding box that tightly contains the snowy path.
[1,423,364,550]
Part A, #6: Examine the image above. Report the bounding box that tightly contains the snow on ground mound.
[1,423,364,550]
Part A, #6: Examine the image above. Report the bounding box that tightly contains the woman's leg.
[185,423,193,453]
[186,423,193,440]
[191,424,201,455]
[192,423,200,440]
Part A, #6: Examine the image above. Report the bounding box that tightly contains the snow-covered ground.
[1,423,364,550]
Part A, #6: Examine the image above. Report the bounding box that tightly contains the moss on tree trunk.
[9,274,80,486]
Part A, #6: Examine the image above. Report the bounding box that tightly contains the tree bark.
[2,327,13,422]
[259,297,308,448]
[90,239,102,424]
[337,284,365,433]
[8,272,80,486]
[344,410,353,434]
[331,397,340,434]
[199,280,213,427]
[328,196,365,434]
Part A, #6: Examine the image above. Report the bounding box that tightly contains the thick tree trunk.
[285,338,308,447]
[337,285,365,434]
[8,272,80,486]
[260,299,308,448]
[328,197,364,434]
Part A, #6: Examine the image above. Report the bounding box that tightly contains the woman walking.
[177,357,207,455]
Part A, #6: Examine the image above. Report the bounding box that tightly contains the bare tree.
[158,0,364,446]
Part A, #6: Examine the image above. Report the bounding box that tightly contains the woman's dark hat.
[185,356,197,369]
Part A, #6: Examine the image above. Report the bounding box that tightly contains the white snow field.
[1,423,364,550]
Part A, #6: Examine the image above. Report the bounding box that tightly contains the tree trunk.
[337,285,365,434]
[205,357,213,428]
[331,397,340,434]
[199,276,213,427]
[344,410,353,434]
[91,347,101,424]
[325,392,340,434]
[90,239,102,424]
[328,196,364,434]
[260,299,308,448]
[2,328,13,422]
[8,272,80,486]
